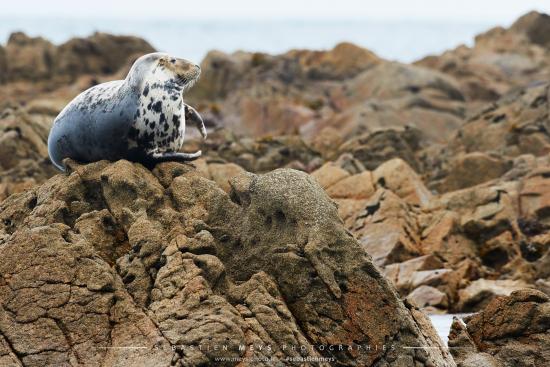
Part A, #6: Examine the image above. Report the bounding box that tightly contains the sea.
[0,17,500,64]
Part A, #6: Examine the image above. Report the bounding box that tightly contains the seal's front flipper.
[150,150,202,162]
[184,104,207,139]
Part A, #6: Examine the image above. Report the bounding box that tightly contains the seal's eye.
[158,59,167,66]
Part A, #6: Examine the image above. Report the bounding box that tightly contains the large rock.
[510,11,550,48]
[4,32,56,82]
[305,62,465,146]
[0,111,56,201]
[191,42,380,101]
[336,127,426,171]
[0,161,454,366]
[436,152,512,192]
[457,279,531,312]
[284,42,381,80]
[189,44,466,146]
[424,81,550,191]
[351,189,422,266]
[519,167,550,224]
[0,46,7,84]
[54,32,155,81]
[417,11,550,105]
[1,31,154,84]
[448,289,550,367]
[449,83,550,157]
[373,158,432,207]
[202,133,323,173]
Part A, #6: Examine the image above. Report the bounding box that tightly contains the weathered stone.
[458,279,531,311]
[373,158,432,206]
[326,171,375,199]
[311,161,350,189]
[0,162,454,366]
[352,189,421,266]
[383,255,444,292]
[520,167,550,224]
[437,152,512,192]
[208,162,245,192]
[449,289,550,367]
[406,285,448,309]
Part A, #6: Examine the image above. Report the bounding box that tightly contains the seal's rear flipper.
[150,150,202,162]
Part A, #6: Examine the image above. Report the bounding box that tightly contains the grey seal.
[47,52,207,172]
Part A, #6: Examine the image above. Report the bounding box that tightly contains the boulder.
[352,189,422,266]
[0,46,6,83]
[417,12,550,105]
[519,167,550,224]
[437,152,512,192]
[54,32,155,81]
[326,171,375,199]
[284,42,381,80]
[373,158,432,206]
[4,32,56,82]
[511,11,550,47]
[0,161,455,366]
[204,133,322,173]
[406,285,448,309]
[383,255,445,294]
[1,31,154,84]
[207,162,245,192]
[457,279,531,312]
[449,289,550,367]
[337,128,425,171]
[448,83,550,157]
[0,111,57,201]
[311,161,351,189]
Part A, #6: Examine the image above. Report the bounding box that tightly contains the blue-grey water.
[0,17,498,64]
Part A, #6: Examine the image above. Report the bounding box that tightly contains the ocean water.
[0,17,497,64]
[429,314,458,345]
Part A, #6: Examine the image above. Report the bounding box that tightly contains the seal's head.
[126,52,201,94]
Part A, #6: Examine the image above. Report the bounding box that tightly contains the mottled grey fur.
[48,52,206,172]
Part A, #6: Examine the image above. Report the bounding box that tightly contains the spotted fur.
[129,53,205,155]
[48,52,206,172]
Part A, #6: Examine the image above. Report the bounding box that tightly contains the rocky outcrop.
[1,31,154,84]
[425,80,550,192]
[417,11,550,106]
[0,110,56,202]
[448,289,550,367]
[55,32,155,80]
[335,127,427,171]
[4,32,56,82]
[448,82,550,158]
[3,12,550,365]
[201,132,323,173]
[313,156,550,313]
[188,44,465,145]
[0,160,454,366]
